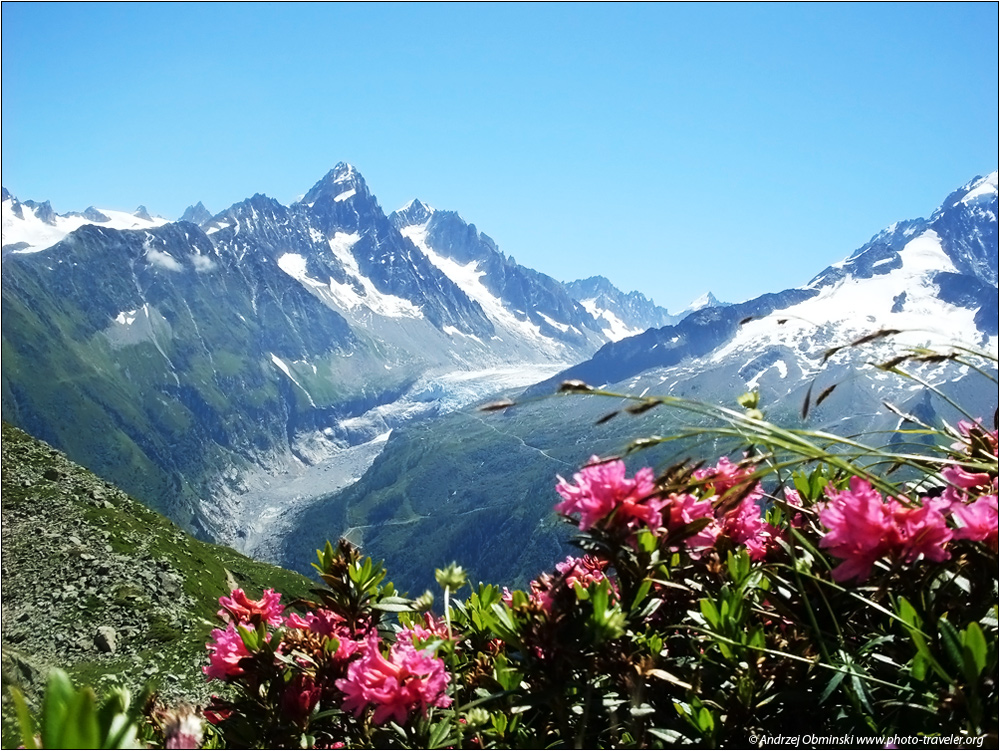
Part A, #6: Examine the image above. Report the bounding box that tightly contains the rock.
[95,626,117,653]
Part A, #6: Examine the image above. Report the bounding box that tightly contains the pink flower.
[818,478,897,583]
[891,502,952,565]
[662,493,721,549]
[949,494,999,548]
[942,464,994,490]
[555,457,665,532]
[203,622,252,681]
[396,613,451,647]
[953,419,999,457]
[218,588,284,627]
[819,478,952,583]
[286,608,362,658]
[336,634,452,725]
[693,457,762,502]
[720,497,779,561]
[555,554,612,592]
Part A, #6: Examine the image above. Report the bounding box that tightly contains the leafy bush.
[192,366,997,747]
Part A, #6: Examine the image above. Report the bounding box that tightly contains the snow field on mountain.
[399,223,567,349]
[578,298,643,341]
[2,199,167,253]
[713,228,989,389]
[276,231,423,320]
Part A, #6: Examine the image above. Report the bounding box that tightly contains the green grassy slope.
[0,422,315,747]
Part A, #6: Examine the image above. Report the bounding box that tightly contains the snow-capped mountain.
[0,163,674,554]
[283,172,999,589]
[2,187,167,255]
[390,198,608,354]
[562,277,727,341]
[543,172,998,399]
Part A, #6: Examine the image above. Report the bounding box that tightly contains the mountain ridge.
[1,163,680,557]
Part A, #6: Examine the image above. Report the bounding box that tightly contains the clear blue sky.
[2,3,997,312]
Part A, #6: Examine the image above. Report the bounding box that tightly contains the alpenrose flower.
[218,587,285,627]
[336,634,452,725]
[818,477,952,583]
[661,492,721,550]
[719,496,781,560]
[692,456,761,499]
[949,493,999,548]
[555,457,666,532]
[203,622,253,680]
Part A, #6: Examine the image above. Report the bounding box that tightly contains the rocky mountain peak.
[83,206,111,223]
[299,162,370,207]
[686,291,722,311]
[179,201,213,226]
[22,199,57,225]
[390,199,435,229]
[133,205,153,222]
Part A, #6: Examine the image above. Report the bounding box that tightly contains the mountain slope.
[0,422,313,746]
[1,163,674,555]
[543,172,998,393]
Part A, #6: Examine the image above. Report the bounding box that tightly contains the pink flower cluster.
[556,457,666,532]
[555,456,781,561]
[205,588,285,680]
[818,477,979,583]
[203,622,253,680]
[336,634,452,725]
[507,555,616,612]
[286,608,363,660]
[218,588,284,626]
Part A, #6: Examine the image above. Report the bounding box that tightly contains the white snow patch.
[2,197,167,254]
[538,312,571,333]
[270,353,317,407]
[334,189,357,203]
[442,325,484,344]
[579,298,642,341]
[960,172,998,205]
[400,224,557,344]
[712,228,985,369]
[114,307,142,325]
[278,238,423,320]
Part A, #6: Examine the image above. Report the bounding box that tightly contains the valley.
[2,166,997,594]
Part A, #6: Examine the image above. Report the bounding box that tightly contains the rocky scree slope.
[0,423,313,746]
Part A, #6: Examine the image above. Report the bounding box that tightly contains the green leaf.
[630,579,652,613]
[68,687,101,750]
[819,669,847,703]
[938,617,965,677]
[373,595,417,612]
[962,622,988,678]
[427,717,455,749]
[699,599,720,629]
[41,669,75,748]
[895,597,952,683]
[9,686,39,750]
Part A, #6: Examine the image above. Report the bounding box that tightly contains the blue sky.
[2,3,997,312]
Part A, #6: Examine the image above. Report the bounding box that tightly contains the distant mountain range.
[1,164,716,552]
[280,171,999,590]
